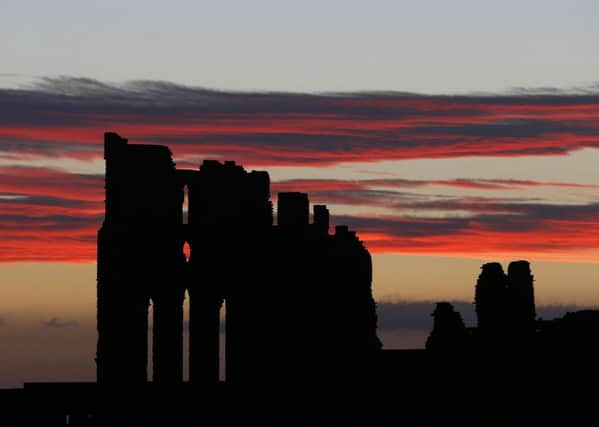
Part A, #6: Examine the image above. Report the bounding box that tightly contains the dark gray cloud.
[333,201,599,238]
[0,213,103,232]
[377,300,599,333]
[0,138,98,157]
[336,215,470,238]
[0,194,98,209]
[377,301,475,332]
[41,317,80,328]
[413,119,599,139]
[1,76,599,165]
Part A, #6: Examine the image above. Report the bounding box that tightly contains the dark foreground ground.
[2,349,598,426]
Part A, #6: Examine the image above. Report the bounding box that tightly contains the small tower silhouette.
[506,260,536,340]
[313,204,330,235]
[277,192,309,230]
[475,262,507,342]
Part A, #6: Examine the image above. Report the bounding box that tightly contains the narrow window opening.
[147,300,153,381]
[220,301,226,382]
[183,290,190,382]
[183,184,189,224]
[183,241,191,263]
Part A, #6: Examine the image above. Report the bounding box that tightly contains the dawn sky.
[1,0,598,387]
[2,0,599,92]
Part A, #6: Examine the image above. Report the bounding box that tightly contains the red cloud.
[272,177,599,194]
[0,166,103,200]
[1,80,599,262]
[1,166,598,262]
[340,213,599,263]
[2,80,599,166]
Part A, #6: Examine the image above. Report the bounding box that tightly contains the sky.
[1,0,599,387]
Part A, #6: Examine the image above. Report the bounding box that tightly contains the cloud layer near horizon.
[1,77,599,262]
[377,301,599,333]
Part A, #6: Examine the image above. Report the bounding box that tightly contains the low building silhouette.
[425,302,469,352]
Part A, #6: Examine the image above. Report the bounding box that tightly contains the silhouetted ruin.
[4,133,599,425]
[506,260,536,342]
[474,262,507,341]
[469,260,538,349]
[427,260,599,380]
[97,132,381,387]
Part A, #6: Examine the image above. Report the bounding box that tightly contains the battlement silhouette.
[97,132,381,386]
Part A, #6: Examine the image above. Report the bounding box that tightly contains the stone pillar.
[152,291,185,383]
[189,292,222,383]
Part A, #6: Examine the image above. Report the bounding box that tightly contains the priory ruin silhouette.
[96,132,381,387]
[2,132,599,425]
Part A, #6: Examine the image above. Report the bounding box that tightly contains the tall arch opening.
[147,299,153,381]
[183,289,190,382]
[188,293,222,384]
[183,184,189,225]
[220,300,226,382]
